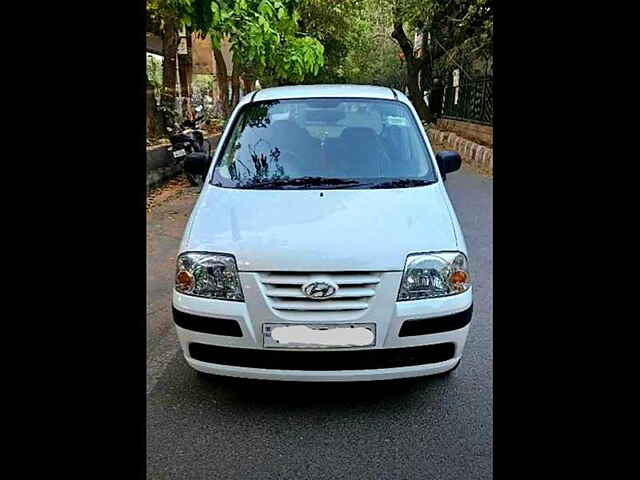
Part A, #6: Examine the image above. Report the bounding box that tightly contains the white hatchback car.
[173,84,472,382]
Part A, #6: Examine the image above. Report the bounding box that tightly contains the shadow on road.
[184,367,455,411]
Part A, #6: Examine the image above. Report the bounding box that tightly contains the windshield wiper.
[364,178,438,189]
[240,176,363,189]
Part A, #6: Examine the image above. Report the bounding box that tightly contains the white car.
[173,84,472,382]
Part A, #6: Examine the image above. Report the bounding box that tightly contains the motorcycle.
[167,111,213,187]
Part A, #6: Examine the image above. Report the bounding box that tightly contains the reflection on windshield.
[212,98,437,189]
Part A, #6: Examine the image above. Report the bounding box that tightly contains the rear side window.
[212,98,437,189]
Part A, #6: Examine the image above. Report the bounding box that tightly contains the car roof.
[248,84,403,103]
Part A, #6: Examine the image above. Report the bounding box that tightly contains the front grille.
[189,342,455,370]
[259,272,381,313]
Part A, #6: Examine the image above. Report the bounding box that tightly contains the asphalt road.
[146,165,493,479]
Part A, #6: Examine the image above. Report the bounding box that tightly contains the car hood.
[183,184,457,271]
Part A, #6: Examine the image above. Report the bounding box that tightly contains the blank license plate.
[263,323,376,349]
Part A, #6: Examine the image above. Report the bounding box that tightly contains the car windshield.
[211,98,437,189]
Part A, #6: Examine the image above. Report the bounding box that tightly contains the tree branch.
[391,22,415,64]
[431,35,472,79]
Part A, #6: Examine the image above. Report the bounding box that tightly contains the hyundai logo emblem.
[302,281,338,300]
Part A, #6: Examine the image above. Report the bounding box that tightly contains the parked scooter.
[167,111,212,187]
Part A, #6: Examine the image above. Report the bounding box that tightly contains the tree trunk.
[146,74,161,139]
[161,14,179,127]
[242,77,254,93]
[230,59,241,109]
[391,20,434,123]
[178,30,194,121]
[406,61,431,121]
[418,31,432,93]
[212,46,230,118]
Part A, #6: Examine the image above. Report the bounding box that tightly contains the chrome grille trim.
[259,272,381,312]
[265,287,376,299]
[269,300,370,311]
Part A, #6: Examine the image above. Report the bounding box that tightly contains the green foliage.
[147,54,163,90]
[296,0,404,87]
[187,0,324,84]
[147,0,196,31]
[192,74,213,96]
[296,0,362,84]
[272,35,324,81]
[147,0,492,91]
[393,0,493,80]
[343,0,405,87]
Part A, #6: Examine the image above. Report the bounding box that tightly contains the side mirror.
[435,150,462,180]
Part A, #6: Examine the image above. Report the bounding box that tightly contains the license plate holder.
[263,323,376,349]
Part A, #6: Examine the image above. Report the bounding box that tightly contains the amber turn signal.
[449,270,468,285]
[176,270,194,293]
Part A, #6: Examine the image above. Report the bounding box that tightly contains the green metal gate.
[429,77,493,126]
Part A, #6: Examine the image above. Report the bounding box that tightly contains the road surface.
[146,165,493,479]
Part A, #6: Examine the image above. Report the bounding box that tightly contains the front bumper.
[172,271,473,382]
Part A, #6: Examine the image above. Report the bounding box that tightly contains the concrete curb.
[427,126,493,175]
[436,118,492,147]
[146,134,221,190]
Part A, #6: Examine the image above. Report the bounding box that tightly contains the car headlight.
[175,252,244,301]
[398,252,470,301]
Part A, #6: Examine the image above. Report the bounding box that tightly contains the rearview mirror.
[305,109,346,122]
[435,151,462,180]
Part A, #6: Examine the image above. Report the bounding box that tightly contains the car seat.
[327,127,391,178]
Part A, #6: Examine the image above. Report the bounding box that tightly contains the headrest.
[340,127,378,141]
